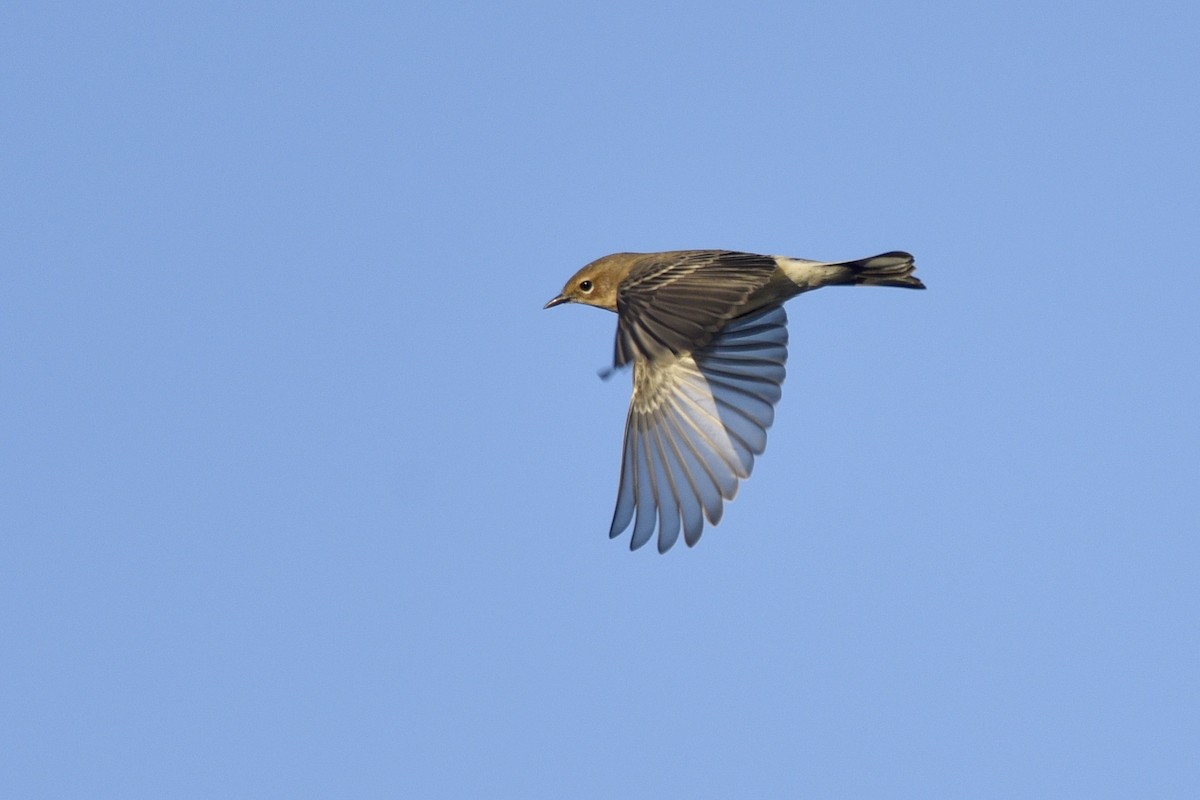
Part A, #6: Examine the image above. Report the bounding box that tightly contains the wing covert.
[613,251,777,368]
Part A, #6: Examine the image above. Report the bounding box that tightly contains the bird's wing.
[613,251,777,368]
[609,305,788,552]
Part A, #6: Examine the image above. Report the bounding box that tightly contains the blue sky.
[3,2,1197,796]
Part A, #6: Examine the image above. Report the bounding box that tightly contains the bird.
[545,249,924,553]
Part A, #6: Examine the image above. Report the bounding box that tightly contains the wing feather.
[609,306,789,551]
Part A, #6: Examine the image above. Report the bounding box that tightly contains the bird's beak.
[543,294,570,309]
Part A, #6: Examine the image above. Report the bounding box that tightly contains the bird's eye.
[580,280,593,293]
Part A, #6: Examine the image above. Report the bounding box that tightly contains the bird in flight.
[545,249,924,553]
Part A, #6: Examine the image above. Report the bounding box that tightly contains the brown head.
[543,253,642,312]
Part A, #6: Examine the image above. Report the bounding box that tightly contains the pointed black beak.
[543,294,570,309]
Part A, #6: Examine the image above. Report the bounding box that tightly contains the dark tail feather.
[843,251,925,290]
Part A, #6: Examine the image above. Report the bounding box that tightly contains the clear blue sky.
[3,2,1197,797]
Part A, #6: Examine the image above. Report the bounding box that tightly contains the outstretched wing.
[613,251,777,368]
[608,305,789,552]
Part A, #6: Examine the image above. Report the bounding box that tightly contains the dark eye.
[579,280,593,292]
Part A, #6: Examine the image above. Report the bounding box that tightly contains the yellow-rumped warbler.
[545,249,925,553]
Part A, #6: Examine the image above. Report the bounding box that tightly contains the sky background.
[3,2,1198,797]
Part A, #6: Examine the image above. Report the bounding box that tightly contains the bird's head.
[544,254,636,312]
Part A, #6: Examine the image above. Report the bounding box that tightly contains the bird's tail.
[839,251,925,290]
